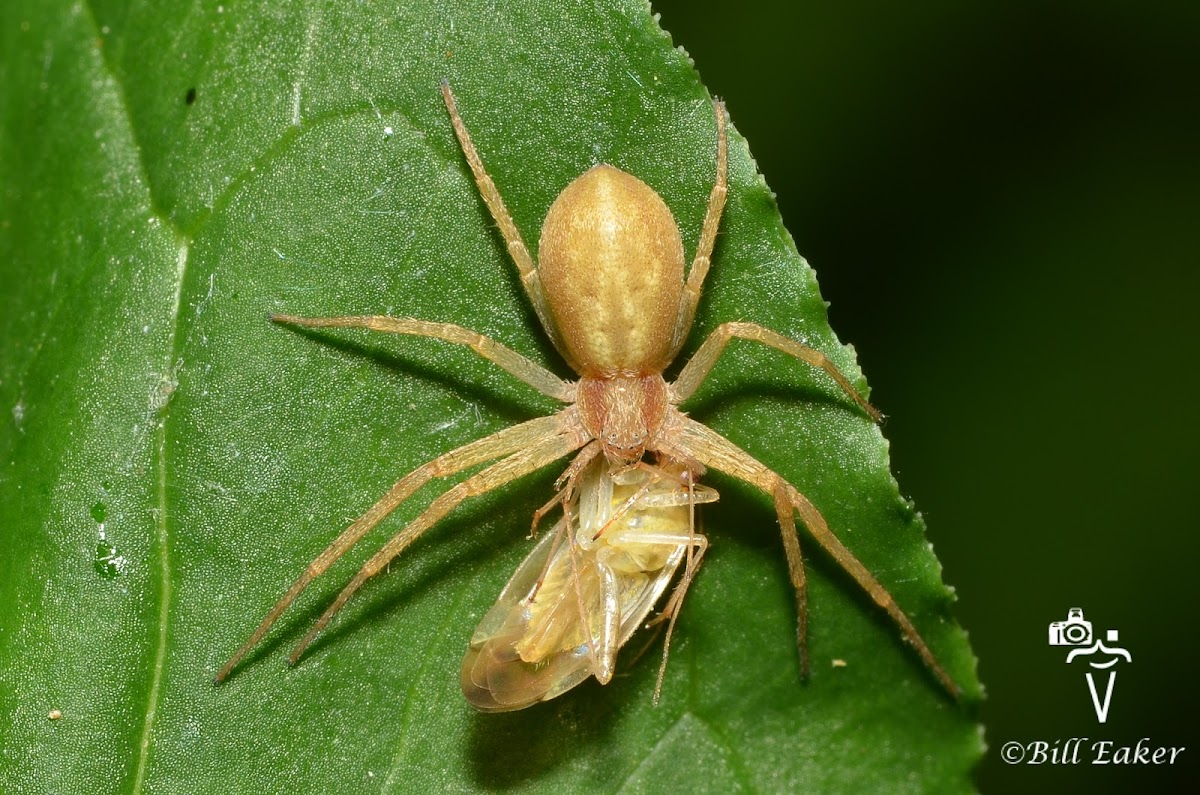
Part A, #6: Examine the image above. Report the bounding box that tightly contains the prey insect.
[463,457,716,710]
[215,82,960,706]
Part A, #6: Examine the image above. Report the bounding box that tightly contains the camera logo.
[1048,608,1131,723]
[1049,607,1092,646]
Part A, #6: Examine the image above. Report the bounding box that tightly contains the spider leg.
[671,98,728,356]
[773,482,809,681]
[271,314,573,402]
[660,415,960,698]
[288,425,588,664]
[671,321,881,422]
[214,413,571,684]
[554,440,603,491]
[440,81,569,360]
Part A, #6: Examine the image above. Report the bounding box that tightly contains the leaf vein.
[185,101,449,241]
[129,241,189,795]
[69,1,191,791]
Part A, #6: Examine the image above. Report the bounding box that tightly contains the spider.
[215,82,959,703]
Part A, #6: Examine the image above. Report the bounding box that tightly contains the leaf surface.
[0,1,981,792]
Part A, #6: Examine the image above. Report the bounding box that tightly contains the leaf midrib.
[71,1,190,792]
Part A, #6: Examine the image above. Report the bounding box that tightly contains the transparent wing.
[461,523,600,711]
[461,459,709,712]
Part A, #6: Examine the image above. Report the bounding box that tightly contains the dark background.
[654,1,1199,791]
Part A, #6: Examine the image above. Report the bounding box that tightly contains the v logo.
[1085,671,1117,723]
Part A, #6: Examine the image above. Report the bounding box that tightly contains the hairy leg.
[272,314,573,401]
[670,98,728,356]
[215,413,573,684]
[288,426,588,663]
[670,321,881,422]
[440,81,567,358]
[660,415,959,697]
[773,482,809,681]
[530,441,601,536]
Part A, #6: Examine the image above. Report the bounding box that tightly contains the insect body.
[463,457,717,711]
[215,81,960,704]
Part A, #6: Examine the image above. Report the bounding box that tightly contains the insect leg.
[529,487,567,538]
[288,427,588,664]
[621,531,708,705]
[271,314,573,401]
[594,560,621,684]
[215,413,571,684]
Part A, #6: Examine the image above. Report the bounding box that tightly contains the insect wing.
[461,523,600,712]
[461,463,712,712]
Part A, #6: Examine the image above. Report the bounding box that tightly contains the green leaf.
[0,1,981,792]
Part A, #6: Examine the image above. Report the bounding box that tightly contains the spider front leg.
[671,321,882,422]
[529,441,603,537]
[215,413,573,684]
[661,415,960,698]
[440,82,568,359]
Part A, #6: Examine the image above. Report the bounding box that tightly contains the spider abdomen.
[538,164,685,377]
